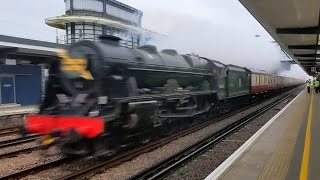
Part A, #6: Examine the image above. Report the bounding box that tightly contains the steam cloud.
[119,0,311,79]
[140,11,286,74]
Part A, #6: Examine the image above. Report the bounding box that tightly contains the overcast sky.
[0,0,309,79]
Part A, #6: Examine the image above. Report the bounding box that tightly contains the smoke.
[270,61,292,74]
[140,10,283,73]
[280,61,292,71]
[120,0,305,78]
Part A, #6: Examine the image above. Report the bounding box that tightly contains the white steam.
[141,11,283,73]
[120,0,308,79]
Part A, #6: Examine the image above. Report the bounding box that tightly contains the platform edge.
[204,89,305,180]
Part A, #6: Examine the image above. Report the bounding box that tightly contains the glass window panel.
[105,31,112,35]
[75,24,83,29]
[95,31,103,35]
[83,35,94,39]
[75,29,83,33]
[113,31,120,36]
[95,25,102,31]
[84,29,94,34]
[93,30,100,34]
[84,24,94,29]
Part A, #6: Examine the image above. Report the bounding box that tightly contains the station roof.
[0,35,67,65]
[239,0,320,75]
[46,15,164,38]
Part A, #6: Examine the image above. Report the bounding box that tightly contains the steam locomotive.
[21,36,302,156]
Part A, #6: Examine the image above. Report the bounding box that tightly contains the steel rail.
[0,135,39,149]
[57,88,300,180]
[0,87,301,180]
[129,90,298,180]
[0,157,71,179]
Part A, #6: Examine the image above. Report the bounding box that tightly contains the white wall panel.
[105,3,140,24]
[65,0,71,11]
[73,0,103,12]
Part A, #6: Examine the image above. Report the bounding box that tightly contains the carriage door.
[1,77,15,104]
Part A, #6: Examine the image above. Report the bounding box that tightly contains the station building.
[46,0,161,48]
[0,35,66,106]
[0,0,162,106]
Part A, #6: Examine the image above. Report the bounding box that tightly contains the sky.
[0,0,310,79]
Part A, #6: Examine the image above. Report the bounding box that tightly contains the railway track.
[130,89,298,180]
[0,127,41,160]
[54,88,300,180]
[0,88,300,179]
[0,144,49,160]
[0,157,71,179]
[0,126,19,137]
[0,134,38,149]
[1,112,233,180]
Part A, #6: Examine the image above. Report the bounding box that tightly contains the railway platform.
[205,88,318,180]
[0,105,38,117]
[0,105,38,127]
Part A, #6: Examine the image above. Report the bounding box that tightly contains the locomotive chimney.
[98,35,122,46]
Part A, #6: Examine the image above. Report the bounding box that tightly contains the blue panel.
[1,77,15,104]
[0,65,42,105]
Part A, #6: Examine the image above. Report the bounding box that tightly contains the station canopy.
[239,0,320,75]
[0,35,66,65]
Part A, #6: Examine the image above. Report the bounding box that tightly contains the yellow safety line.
[300,91,313,180]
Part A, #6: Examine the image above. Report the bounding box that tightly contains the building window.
[95,25,102,31]
[65,23,140,47]
[84,24,94,30]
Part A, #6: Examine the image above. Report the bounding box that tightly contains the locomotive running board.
[159,106,211,118]
[115,90,216,103]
